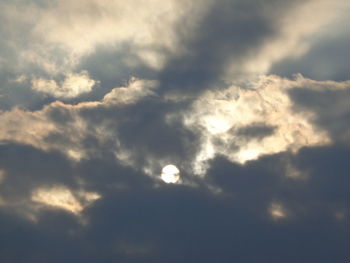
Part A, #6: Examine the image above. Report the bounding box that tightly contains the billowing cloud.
[0,77,157,160]
[184,74,333,174]
[2,74,350,178]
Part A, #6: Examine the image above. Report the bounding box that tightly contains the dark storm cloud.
[0,144,349,262]
[0,143,77,202]
[0,208,84,263]
[82,145,350,263]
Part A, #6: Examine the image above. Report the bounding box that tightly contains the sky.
[0,0,350,262]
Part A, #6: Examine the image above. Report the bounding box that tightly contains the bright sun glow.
[161,164,180,184]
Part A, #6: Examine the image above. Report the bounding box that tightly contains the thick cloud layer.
[0,0,350,262]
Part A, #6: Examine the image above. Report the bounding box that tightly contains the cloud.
[0,1,350,262]
[2,74,350,179]
[269,202,288,220]
[288,77,350,143]
[31,71,96,99]
[0,81,350,261]
[102,78,158,105]
[0,0,207,109]
[183,74,333,174]
[1,145,348,262]
[0,77,194,178]
[239,0,347,75]
[31,185,100,215]
[0,0,203,78]
[157,0,347,95]
[0,78,154,160]
[269,1,350,80]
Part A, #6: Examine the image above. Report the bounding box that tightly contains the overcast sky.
[0,0,350,262]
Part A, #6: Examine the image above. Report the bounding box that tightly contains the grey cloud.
[0,0,350,262]
[270,33,350,81]
[0,144,77,205]
[0,77,202,179]
[1,144,350,262]
[288,80,350,142]
[0,0,198,108]
[0,74,342,178]
[236,123,276,140]
[269,3,350,81]
[158,0,307,94]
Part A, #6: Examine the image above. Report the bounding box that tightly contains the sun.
[161,164,180,184]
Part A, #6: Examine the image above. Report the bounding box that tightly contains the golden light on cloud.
[184,75,331,175]
[31,71,96,99]
[103,78,158,105]
[0,75,348,180]
[0,77,157,164]
[31,186,100,215]
[269,203,287,220]
[161,164,180,184]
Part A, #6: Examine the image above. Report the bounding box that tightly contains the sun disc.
[161,164,180,183]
